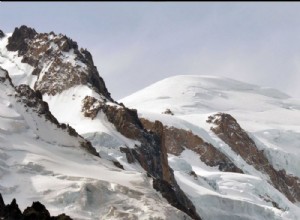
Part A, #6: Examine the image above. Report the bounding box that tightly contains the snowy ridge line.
[121,74,300,219]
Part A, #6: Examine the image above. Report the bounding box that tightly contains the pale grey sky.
[1,2,300,99]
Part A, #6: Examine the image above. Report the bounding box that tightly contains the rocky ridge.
[140,118,242,173]
[0,193,72,220]
[6,25,111,99]
[207,113,300,203]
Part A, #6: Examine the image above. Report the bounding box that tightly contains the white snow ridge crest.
[1,25,300,220]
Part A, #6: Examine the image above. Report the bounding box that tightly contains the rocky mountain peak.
[5,25,112,100]
[0,193,72,220]
[6,25,37,55]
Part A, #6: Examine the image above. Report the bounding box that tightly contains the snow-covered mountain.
[0,26,196,220]
[0,67,191,219]
[1,25,300,220]
[121,75,300,220]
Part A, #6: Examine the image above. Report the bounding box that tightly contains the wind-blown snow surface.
[0,68,189,219]
[121,75,300,220]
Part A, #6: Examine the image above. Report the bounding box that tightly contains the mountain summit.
[1,26,300,220]
[0,26,199,220]
[2,25,111,99]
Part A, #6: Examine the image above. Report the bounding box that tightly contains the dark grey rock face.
[6,25,37,55]
[0,193,73,220]
[0,30,5,38]
[6,25,111,99]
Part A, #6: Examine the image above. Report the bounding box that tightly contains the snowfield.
[0,67,190,220]
[121,75,300,220]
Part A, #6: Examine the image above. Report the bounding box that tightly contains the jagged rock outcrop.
[0,67,14,86]
[6,25,37,55]
[0,193,4,217]
[1,198,23,220]
[207,113,300,203]
[162,108,174,115]
[81,96,102,119]
[119,147,135,164]
[112,160,124,170]
[23,202,51,220]
[6,25,111,99]
[82,95,202,220]
[0,193,72,220]
[141,118,242,173]
[0,30,4,38]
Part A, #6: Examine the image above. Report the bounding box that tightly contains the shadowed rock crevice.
[140,118,242,173]
[207,113,300,203]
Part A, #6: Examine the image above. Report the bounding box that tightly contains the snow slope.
[0,31,140,166]
[121,75,300,177]
[0,29,194,220]
[0,68,190,220]
[121,75,300,220]
[2,27,300,219]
